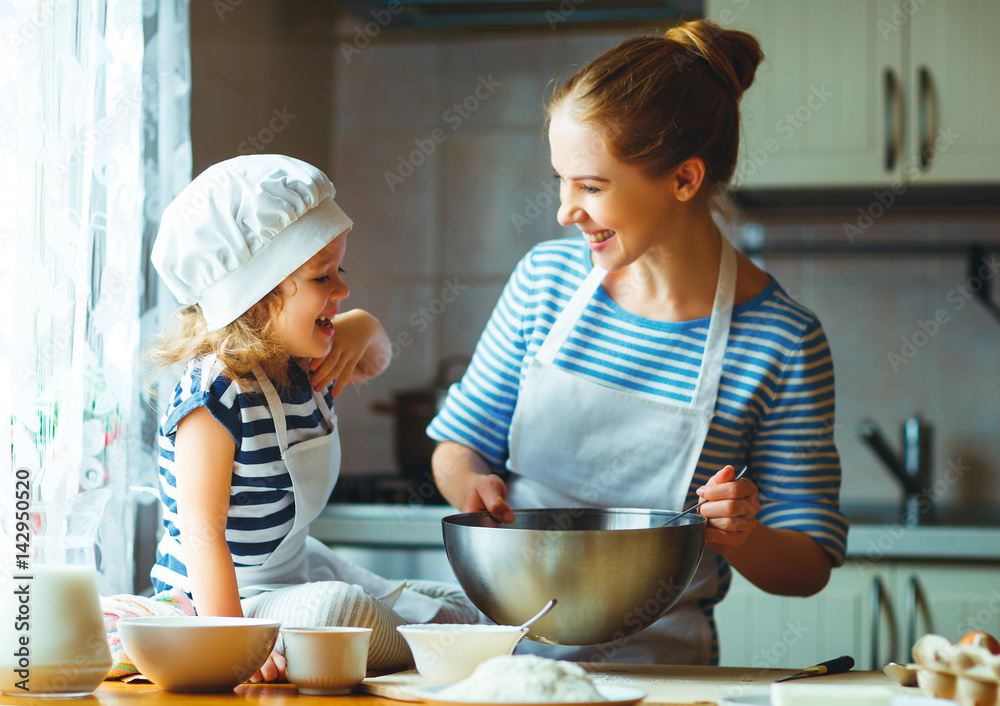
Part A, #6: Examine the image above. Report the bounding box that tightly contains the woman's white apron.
[506,237,737,665]
[237,369,441,622]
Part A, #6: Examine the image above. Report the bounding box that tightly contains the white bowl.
[117,616,280,692]
[282,627,372,695]
[396,624,527,683]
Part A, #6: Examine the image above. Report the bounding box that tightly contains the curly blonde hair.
[145,288,295,394]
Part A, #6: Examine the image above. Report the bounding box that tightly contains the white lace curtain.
[0,0,191,594]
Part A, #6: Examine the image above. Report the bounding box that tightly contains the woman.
[427,20,848,665]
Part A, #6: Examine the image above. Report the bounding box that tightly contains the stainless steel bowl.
[442,508,706,646]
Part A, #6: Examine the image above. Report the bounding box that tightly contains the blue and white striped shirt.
[151,356,334,601]
[428,239,848,657]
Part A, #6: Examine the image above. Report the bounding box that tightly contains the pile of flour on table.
[436,655,606,702]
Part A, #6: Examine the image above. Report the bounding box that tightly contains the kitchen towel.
[100,588,196,680]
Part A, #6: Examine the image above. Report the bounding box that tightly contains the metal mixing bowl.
[442,508,706,646]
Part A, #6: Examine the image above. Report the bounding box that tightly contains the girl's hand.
[696,464,760,554]
[248,649,286,683]
[308,309,391,395]
[462,474,514,524]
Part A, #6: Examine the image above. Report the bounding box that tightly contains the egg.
[960,632,1000,656]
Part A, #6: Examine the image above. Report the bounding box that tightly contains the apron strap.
[252,367,289,453]
[536,263,607,365]
[691,235,737,411]
[251,366,337,449]
[312,388,335,434]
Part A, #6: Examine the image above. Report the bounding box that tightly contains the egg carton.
[912,634,1000,706]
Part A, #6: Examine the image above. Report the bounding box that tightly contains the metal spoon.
[517,598,557,630]
[883,661,918,687]
[658,465,750,528]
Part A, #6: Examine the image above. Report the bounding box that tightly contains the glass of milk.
[1,488,113,697]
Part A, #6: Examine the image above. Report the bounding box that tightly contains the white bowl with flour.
[397,624,527,683]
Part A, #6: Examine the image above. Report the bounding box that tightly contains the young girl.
[430,20,847,665]
[148,155,475,682]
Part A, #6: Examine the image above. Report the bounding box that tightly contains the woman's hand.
[695,464,761,554]
[248,649,286,683]
[462,474,514,524]
[308,309,391,395]
[432,442,514,523]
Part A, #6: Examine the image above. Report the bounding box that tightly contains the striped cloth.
[427,238,849,663]
[100,589,196,679]
[151,356,333,598]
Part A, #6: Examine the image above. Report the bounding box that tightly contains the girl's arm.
[308,309,391,395]
[173,407,286,681]
[173,407,242,616]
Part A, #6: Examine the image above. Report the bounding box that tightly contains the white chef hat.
[151,154,353,331]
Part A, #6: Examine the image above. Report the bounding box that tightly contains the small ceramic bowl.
[396,624,527,683]
[117,616,280,692]
[282,627,372,696]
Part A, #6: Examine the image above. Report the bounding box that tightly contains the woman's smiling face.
[549,110,679,271]
[275,235,350,360]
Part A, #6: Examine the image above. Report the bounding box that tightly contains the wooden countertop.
[5,664,909,705]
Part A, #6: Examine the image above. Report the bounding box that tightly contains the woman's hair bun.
[665,19,763,98]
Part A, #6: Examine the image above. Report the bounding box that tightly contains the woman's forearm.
[723,523,833,596]
[431,441,496,508]
[432,441,492,509]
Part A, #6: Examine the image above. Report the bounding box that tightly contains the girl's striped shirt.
[151,356,334,601]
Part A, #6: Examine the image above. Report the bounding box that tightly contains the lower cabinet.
[715,561,1000,670]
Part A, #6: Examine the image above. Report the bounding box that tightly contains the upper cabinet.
[706,0,1000,191]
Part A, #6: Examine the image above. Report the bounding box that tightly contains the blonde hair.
[547,19,763,197]
[145,289,294,394]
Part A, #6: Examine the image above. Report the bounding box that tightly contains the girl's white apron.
[236,369,441,622]
[506,236,737,665]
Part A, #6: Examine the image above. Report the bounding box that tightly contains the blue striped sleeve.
[752,320,848,566]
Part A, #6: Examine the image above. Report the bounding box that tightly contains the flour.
[436,655,606,703]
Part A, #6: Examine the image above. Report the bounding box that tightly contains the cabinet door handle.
[906,574,934,661]
[917,66,937,171]
[883,68,901,172]
[870,575,898,670]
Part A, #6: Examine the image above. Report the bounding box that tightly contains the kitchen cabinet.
[706,0,1000,189]
[715,560,1000,670]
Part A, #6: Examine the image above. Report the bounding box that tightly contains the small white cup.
[282,627,372,695]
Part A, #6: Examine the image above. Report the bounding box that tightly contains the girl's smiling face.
[549,110,679,272]
[275,234,350,360]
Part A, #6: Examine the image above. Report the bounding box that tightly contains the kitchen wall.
[190,3,1000,519]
